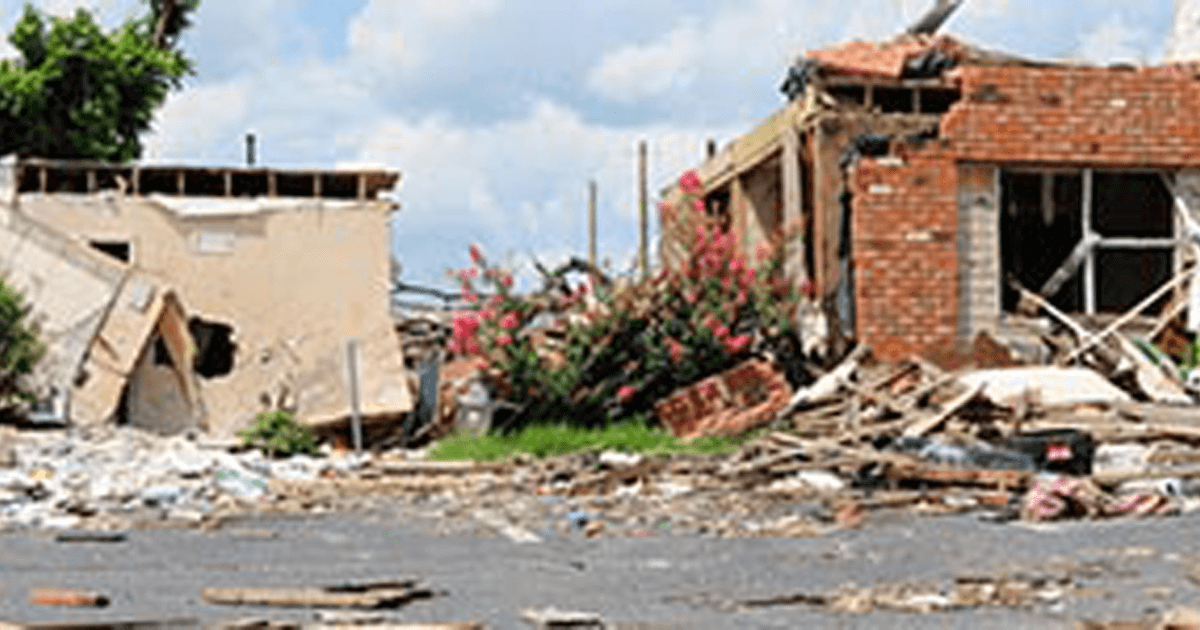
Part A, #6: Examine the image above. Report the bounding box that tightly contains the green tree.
[0,0,199,162]
[0,278,44,406]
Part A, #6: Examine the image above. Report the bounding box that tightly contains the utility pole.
[587,179,598,270]
[637,140,648,279]
[1167,0,1200,62]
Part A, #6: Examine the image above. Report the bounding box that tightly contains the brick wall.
[943,65,1200,166]
[854,64,1200,362]
[852,146,959,361]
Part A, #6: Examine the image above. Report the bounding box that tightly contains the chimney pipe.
[245,133,256,167]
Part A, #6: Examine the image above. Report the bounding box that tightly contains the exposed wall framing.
[13,158,399,201]
[816,77,962,115]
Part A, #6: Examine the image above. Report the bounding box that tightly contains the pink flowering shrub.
[446,169,801,432]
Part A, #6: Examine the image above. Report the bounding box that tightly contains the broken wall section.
[806,113,942,302]
[0,207,126,419]
[17,194,413,438]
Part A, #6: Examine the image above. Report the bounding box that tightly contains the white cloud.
[587,0,803,104]
[349,98,744,284]
[144,79,251,164]
[1167,0,1200,62]
[346,0,500,73]
[586,20,702,102]
[586,0,1017,106]
[35,0,129,20]
[1078,12,1149,64]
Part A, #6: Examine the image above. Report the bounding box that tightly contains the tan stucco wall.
[19,193,412,437]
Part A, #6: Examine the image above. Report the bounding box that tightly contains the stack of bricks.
[851,147,960,362]
[654,359,792,440]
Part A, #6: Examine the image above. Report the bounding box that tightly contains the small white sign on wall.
[192,231,236,255]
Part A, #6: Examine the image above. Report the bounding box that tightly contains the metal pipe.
[346,338,363,455]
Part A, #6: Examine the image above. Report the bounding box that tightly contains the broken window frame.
[1001,166,1182,316]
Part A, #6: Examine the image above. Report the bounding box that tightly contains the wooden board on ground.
[202,578,433,609]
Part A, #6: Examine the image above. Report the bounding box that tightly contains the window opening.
[1001,168,1175,316]
[89,241,130,263]
[188,317,236,378]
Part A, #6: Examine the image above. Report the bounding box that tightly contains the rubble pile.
[5,340,1200,538]
[0,426,335,530]
[277,338,1200,538]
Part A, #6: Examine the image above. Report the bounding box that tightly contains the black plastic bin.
[1003,429,1095,476]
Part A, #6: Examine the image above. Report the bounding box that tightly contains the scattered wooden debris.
[519,607,605,629]
[201,578,435,609]
[733,569,1073,614]
[0,620,196,630]
[53,530,127,543]
[28,587,110,607]
[902,380,986,438]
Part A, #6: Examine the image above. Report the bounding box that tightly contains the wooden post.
[1082,168,1096,314]
[588,179,598,270]
[176,170,186,196]
[313,174,322,198]
[638,140,648,279]
[732,175,748,252]
[782,125,808,285]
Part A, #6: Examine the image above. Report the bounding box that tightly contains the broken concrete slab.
[957,367,1132,408]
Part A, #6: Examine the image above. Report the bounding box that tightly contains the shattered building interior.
[664,32,1200,365]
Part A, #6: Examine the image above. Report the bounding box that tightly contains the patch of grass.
[428,420,757,462]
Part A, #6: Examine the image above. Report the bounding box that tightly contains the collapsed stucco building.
[664,33,1200,364]
[0,157,412,437]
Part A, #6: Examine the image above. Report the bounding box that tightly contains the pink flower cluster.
[448,312,482,354]
[447,243,524,362]
[664,170,773,357]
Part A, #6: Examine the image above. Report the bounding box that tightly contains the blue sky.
[0,0,1180,292]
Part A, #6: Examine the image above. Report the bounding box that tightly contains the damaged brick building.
[665,33,1200,365]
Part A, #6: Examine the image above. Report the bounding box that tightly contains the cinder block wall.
[852,63,1200,362]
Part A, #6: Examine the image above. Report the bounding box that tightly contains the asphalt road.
[3,506,1200,629]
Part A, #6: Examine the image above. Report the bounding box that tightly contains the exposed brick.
[654,359,791,440]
